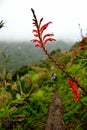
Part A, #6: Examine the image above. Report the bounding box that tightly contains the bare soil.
[45,87,66,130]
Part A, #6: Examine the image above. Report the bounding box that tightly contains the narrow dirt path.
[45,87,66,130]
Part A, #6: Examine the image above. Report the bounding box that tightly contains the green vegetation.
[0,65,55,129]
[0,39,87,129]
[57,48,87,130]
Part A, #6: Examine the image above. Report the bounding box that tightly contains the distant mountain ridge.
[0,40,72,71]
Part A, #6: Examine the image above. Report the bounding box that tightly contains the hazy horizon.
[0,38,75,45]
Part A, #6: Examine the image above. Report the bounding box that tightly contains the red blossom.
[72,96,80,102]
[67,78,73,88]
[34,34,39,37]
[31,9,56,48]
[73,49,77,56]
[77,89,81,96]
[43,33,54,41]
[40,22,52,35]
[32,29,38,33]
[72,96,78,102]
[67,77,81,102]
[82,37,87,43]
[31,9,85,101]
[43,38,56,45]
[79,42,84,50]
[71,82,78,94]
[31,39,40,44]
[72,89,81,102]
[35,43,42,48]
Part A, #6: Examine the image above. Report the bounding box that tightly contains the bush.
[0,86,53,130]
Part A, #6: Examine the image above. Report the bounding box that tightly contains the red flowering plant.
[31,8,87,102]
[31,9,56,48]
[67,77,82,102]
[79,37,87,50]
[73,49,78,56]
[31,8,64,71]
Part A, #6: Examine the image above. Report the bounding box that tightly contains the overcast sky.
[0,0,87,42]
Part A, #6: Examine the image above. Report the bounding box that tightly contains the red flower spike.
[43,38,56,45]
[67,78,73,88]
[34,34,39,37]
[31,9,84,102]
[32,29,38,33]
[67,77,81,102]
[71,82,78,95]
[31,39,40,44]
[40,22,52,35]
[72,89,81,102]
[73,49,77,56]
[72,96,79,102]
[79,42,84,50]
[31,8,56,48]
[76,89,81,97]
[82,37,87,43]
[43,33,54,41]
[35,43,42,48]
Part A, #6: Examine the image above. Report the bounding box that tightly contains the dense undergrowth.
[0,66,55,130]
[57,49,87,130]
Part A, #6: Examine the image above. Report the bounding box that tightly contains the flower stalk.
[31,8,87,96]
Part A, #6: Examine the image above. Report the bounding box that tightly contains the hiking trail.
[45,87,66,130]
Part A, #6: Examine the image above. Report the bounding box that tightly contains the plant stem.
[31,8,87,95]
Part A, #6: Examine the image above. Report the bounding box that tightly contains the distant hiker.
[51,72,57,83]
